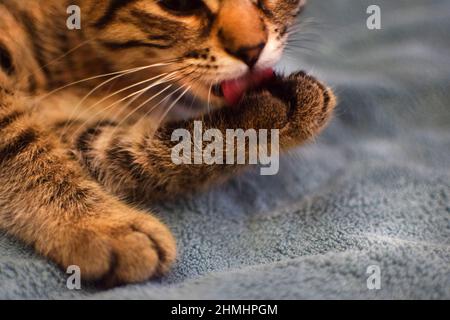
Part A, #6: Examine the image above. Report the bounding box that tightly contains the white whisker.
[38,61,176,102]
[69,72,181,139]
[157,86,192,126]
[118,84,174,127]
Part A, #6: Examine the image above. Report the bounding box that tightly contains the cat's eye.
[158,0,204,14]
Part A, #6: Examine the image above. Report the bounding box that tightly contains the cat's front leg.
[156,71,336,189]
[0,88,176,286]
[74,72,335,201]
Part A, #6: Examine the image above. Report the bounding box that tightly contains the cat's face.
[82,0,305,112]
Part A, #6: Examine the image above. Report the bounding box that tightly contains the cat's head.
[81,0,305,112]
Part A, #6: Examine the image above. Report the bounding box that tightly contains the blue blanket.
[1,0,449,299]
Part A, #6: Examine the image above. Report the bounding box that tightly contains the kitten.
[0,0,335,286]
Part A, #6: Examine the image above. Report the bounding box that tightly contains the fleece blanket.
[0,0,449,299]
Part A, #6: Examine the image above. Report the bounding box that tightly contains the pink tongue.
[221,68,274,106]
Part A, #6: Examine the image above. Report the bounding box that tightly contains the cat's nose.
[216,0,268,69]
[225,42,266,68]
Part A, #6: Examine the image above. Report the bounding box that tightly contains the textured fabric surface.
[0,0,449,299]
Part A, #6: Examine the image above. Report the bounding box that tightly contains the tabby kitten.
[0,0,335,286]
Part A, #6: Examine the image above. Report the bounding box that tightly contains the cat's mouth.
[211,68,275,106]
[172,68,275,116]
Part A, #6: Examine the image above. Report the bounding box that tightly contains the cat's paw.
[42,207,176,287]
[281,71,336,141]
[240,71,336,146]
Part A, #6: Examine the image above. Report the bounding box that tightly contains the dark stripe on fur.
[148,35,173,41]
[198,6,216,37]
[0,3,50,80]
[76,121,117,154]
[99,40,172,50]
[0,111,25,130]
[129,9,187,37]
[0,129,38,163]
[27,74,38,93]
[52,119,84,129]
[0,43,15,75]
[48,181,92,210]
[76,121,117,177]
[257,0,274,18]
[18,12,51,80]
[94,0,137,29]
[107,136,168,198]
[106,140,149,185]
